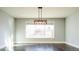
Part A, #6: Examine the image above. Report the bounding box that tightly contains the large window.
[25,25,54,38]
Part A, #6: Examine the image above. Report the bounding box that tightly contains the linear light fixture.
[34,7,47,24]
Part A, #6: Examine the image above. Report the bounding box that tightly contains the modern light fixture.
[34,7,47,24]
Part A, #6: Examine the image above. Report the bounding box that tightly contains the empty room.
[0,7,79,51]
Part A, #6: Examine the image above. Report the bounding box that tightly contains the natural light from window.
[25,25,54,38]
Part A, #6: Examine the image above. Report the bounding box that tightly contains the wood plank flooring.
[0,43,79,51]
[14,43,79,51]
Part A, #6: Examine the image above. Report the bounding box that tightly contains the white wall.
[0,10,14,50]
[66,12,79,48]
[15,18,65,43]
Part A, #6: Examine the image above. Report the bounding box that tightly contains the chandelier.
[34,7,47,24]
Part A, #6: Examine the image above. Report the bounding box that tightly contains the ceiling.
[0,7,79,18]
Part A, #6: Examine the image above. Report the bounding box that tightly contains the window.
[25,25,54,38]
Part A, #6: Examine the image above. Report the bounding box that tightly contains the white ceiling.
[0,7,79,18]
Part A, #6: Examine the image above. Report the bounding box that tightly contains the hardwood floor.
[14,43,79,51]
[0,43,79,51]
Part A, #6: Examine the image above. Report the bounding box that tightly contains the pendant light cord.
[38,7,42,20]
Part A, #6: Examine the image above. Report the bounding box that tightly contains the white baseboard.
[66,42,79,49]
[14,41,65,46]
[15,41,65,44]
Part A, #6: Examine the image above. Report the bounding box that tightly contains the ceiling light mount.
[38,7,42,9]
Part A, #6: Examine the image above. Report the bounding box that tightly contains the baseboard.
[15,41,65,44]
[66,42,79,49]
[14,41,65,46]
